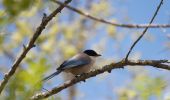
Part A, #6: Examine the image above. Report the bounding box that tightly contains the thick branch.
[31,59,170,100]
[0,0,72,94]
[125,0,164,60]
[53,0,170,28]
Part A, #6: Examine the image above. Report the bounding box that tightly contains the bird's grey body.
[42,49,101,82]
[60,53,95,75]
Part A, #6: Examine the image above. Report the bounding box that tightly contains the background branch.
[30,0,169,99]
[53,0,170,28]
[31,59,170,100]
[125,0,164,60]
[0,0,72,94]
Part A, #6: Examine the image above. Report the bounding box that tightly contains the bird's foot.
[108,70,112,73]
[74,73,86,82]
[80,73,86,76]
[80,73,86,82]
[74,75,79,78]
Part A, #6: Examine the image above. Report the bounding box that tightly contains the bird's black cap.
[83,49,101,57]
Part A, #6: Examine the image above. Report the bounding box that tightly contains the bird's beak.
[97,54,101,56]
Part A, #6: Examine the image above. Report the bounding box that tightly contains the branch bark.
[31,59,170,100]
[0,0,72,94]
[30,0,168,100]
[53,0,170,28]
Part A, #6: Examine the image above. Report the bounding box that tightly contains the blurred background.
[0,0,170,100]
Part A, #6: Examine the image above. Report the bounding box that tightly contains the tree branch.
[125,0,164,60]
[0,0,72,94]
[52,0,170,28]
[31,59,170,100]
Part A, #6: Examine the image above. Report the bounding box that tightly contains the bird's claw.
[74,73,86,82]
[108,70,112,73]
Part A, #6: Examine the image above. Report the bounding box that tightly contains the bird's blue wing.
[57,57,90,70]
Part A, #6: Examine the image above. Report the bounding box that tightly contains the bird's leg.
[79,73,86,76]
[80,73,87,82]
[74,75,79,78]
[74,73,87,82]
[108,70,112,73]
[74,73,86,77]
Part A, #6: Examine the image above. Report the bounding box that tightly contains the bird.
[42,49,101,82]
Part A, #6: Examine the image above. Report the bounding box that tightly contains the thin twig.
[31,59,170,100]
[0,0,72,94]
[52,0,170,28]
[125,0,164,61]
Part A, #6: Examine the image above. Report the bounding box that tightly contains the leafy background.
[0,0,170,100]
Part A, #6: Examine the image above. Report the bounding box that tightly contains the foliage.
[0,0,169,99]
[118,74,166,100]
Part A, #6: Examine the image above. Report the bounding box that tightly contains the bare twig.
[31,59,170,100]
[125,0,164,61]
[31,1,169,100]
[52,0,170,28]
[0,0,72,94]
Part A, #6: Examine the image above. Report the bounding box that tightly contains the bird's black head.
[83,49,101,57]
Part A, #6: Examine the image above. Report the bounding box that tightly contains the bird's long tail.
[42,70,62,82]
